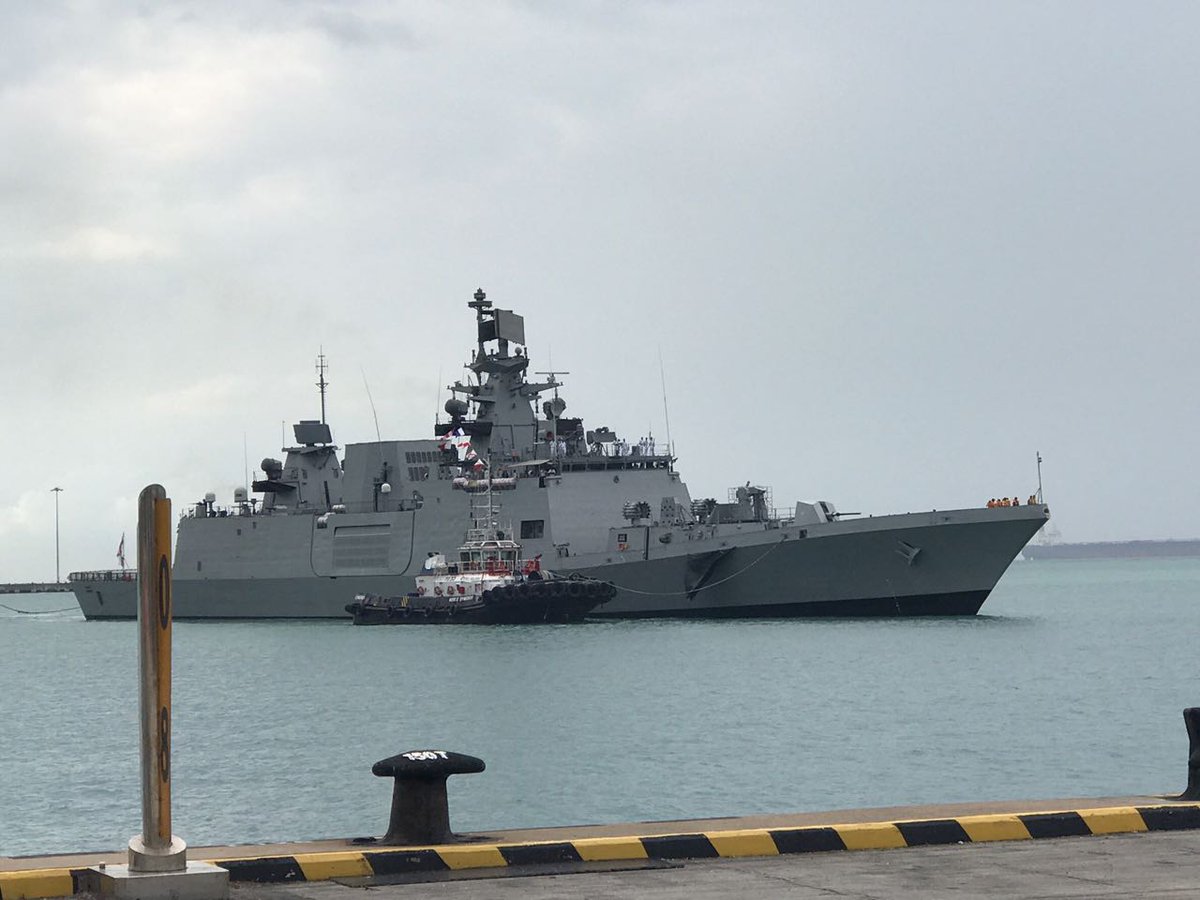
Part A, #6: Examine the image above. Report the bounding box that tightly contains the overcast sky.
[1,1,1196,581]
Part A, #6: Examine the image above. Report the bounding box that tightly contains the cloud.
[0,491,51,540]
[140,375,244,417]
[10,226,176,262]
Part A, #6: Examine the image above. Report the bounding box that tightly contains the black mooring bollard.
[1181,708,1200,801]
[372,750,485,844]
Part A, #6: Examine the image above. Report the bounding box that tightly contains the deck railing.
[68,569,137,582]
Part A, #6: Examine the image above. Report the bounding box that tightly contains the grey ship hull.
[71,505,1045,620]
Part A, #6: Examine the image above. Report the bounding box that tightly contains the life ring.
[457,584,466,595]
[417,586,426,596]
[434,586,443,596]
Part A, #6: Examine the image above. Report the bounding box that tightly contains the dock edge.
[4,802,1199,898]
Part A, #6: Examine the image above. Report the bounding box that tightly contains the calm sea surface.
[2,558,1198,857]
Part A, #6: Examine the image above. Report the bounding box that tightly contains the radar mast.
[316,349,329,425]
[536,369,569,453]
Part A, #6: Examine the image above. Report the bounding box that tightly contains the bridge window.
[521,520,544,539]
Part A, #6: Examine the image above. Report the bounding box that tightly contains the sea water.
[1,558,1198,857]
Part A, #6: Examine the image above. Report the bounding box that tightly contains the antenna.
[361,368,383,443]
[316,349,329,424]
[658,347,673,456]
[535,369,569,453]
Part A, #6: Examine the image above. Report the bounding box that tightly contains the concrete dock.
[3,796,1199,900]
[228,830,1200,899]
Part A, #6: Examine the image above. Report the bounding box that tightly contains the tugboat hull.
[345,579,614,625]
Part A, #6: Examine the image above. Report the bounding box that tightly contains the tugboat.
[345,485,614,625]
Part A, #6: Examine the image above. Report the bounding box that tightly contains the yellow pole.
[129,484,187,873]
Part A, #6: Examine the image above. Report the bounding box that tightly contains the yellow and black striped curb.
[4,803,1200,899]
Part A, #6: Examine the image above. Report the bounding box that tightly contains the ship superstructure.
[70,289,1049,619]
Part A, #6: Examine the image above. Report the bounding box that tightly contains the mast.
[658,347,672,457]
[315,349,329,425]
[1036,451,1044,504]
[469,287,491,358]
[535,369,568,456]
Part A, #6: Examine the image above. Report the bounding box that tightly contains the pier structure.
[0,583,73,594]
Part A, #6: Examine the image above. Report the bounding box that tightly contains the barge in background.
[1023,539,1200,561]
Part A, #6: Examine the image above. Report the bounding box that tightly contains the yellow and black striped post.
[128,484,187,873]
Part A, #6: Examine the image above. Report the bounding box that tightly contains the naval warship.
[70,289,1049,620]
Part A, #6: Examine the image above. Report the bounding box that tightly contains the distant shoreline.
[1022,539,1200,560]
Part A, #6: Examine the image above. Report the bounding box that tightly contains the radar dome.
[233,487,248,503]
[380,482,392,494]
[444,398,469,418]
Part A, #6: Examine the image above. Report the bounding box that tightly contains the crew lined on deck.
[987,496,1040,508]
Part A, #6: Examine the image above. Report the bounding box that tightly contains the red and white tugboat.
[346,486,614,625]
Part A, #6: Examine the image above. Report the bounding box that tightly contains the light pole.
[51,487,63,583]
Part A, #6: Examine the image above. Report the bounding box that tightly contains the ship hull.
[575,505,1042,617]
[591,591,988,618]
[70,505,1046,620]
[72,583,989,620]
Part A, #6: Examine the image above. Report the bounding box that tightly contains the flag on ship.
[439,427,487,470]
[117,533,126,568]
[438,427,465,451]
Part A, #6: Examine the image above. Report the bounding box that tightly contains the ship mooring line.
[0,603,79,615]
[588,538,785,598]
